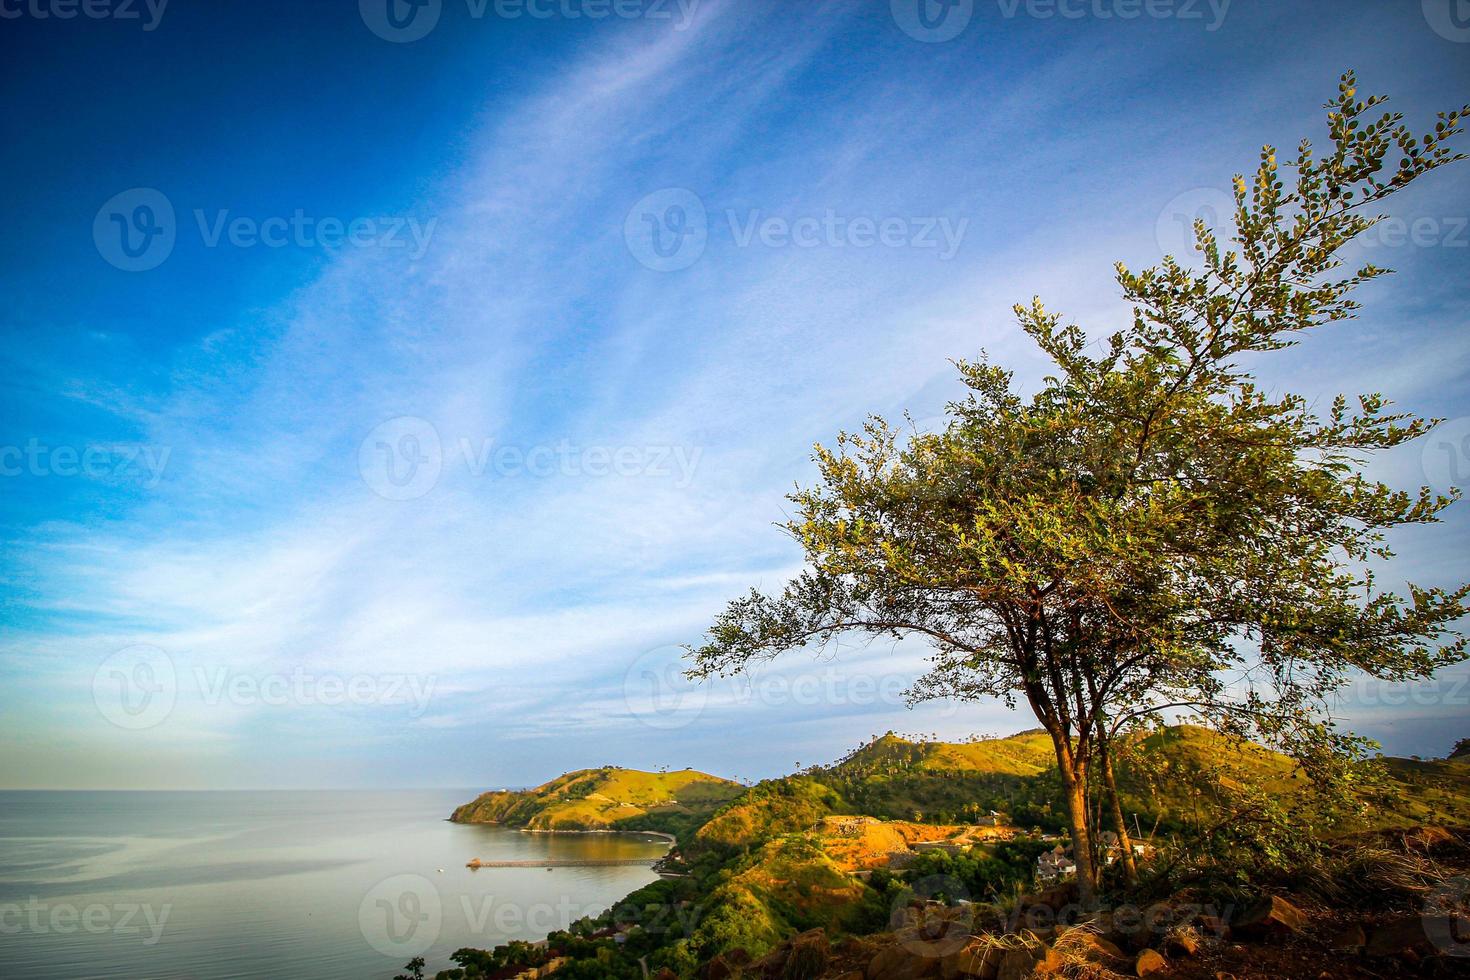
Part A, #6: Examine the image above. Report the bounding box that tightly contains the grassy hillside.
[691,726,1470,855]
[833,729,1056,778]
[437,727,1470,979]
[450,767,742,838]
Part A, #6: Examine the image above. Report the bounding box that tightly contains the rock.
[939,944,1000,979]
[1021,884,1078,912]
[995,948,1038,980]
[866,943,941,980]
[1329,924,1366,952]
[1065,931,1126,965]
[1232,895,1306,940]
[705,949,751,979]
[1163,925,1201,957]
[989,944,1065,980]
[1364,916,1433,961]
[1031,946,1066,976]
[783,928,830,979]
[1196,914,1229,940]
[1134,948,1167,976]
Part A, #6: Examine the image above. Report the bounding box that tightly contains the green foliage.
[686,74,1470,896]
[905,838,1052,901]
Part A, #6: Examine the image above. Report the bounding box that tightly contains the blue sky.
[2,0,1468,789]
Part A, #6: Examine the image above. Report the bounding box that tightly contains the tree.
[686,74,1470,903]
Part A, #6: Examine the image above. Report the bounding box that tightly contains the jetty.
[466,857,658,869]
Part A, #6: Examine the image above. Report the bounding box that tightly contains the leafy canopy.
[687,73,1469,783]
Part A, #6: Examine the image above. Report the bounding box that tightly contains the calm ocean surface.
[0,790,668,979]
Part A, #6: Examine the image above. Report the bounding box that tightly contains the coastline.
[514,826,677,845]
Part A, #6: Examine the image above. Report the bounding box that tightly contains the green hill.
[692,726,1470,854]
[450,766,743,838]
[832,729,1056,778]
[694,729,1070,854]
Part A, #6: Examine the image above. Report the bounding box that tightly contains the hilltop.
[449,766,742,839]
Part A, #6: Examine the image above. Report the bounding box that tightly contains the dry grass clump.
[1302,827,1468,907]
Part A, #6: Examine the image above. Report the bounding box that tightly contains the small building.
[1036,845,1077,883]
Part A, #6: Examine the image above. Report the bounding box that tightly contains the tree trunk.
[1097,734,1138,885]
[1054,746,1097,906]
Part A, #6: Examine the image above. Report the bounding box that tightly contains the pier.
[466,858,659,869]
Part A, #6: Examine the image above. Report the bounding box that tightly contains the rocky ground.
[693,882,1470,979]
